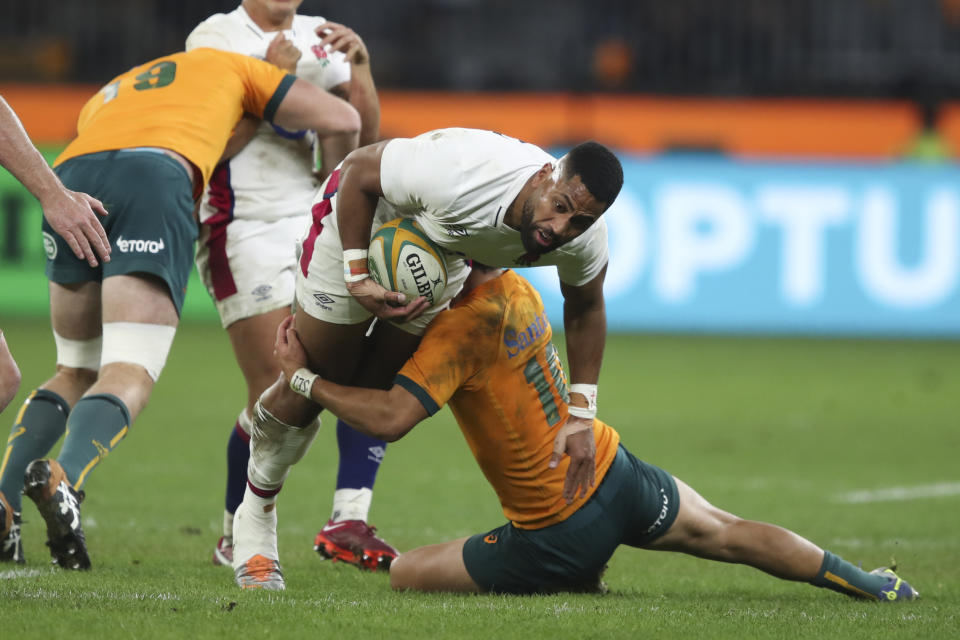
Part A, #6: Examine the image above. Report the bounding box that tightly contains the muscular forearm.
[318,132,357,180]
[348,62,380,146]
[305,377,412,442]
[219,114,260,161]
[563,297,606,385]
[0,98,64,205]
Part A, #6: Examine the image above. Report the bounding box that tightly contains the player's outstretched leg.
[645,476,918,602]
[314,419,397,571]
[233,398,320,590]
[23,458,90,570]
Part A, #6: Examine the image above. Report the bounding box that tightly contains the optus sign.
[527,154,960,336]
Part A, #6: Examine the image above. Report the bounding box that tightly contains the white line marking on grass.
[0,568,46,580]
[834,482,960,504]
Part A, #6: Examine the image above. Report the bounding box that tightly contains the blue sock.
[224,421,250,514]
[335,418,386,490]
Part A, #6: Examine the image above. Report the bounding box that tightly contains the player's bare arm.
[272,77,359,138]
[550,265,608,502]
[274,315,426,439]
[219,113,262,161]
[318,21,380,146]
[337,142,430,321]
[0,97,110,267]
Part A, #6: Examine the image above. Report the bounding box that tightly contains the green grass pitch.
[0,316,958,638]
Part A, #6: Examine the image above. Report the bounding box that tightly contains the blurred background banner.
[526,153,960,336]
[3,0,960,337]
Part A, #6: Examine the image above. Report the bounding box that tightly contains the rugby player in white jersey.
[186,0,395,571]
[231,127,623,590]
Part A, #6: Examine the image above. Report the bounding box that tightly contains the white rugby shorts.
[294,171,469,335]
[196,215,306,328]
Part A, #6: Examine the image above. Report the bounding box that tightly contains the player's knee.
[101,322,177,382]
[259,377,320,425]
[389,553,414,590]
[0,366,20,413]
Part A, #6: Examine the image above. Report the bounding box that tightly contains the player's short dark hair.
[563,141,623,211]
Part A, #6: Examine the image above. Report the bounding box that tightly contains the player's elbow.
[376,414,414,443]
[320,100,360,138]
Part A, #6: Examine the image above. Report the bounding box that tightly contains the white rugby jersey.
[375,128,609,287]
[187,5,351,223]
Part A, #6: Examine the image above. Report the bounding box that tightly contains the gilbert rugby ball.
[368,218,447,307]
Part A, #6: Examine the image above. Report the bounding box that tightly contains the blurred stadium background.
[1,0,958,335]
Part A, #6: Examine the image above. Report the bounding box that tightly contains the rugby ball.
[368,218,447,307]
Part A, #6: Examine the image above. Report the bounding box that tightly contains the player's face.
[246,0,303,23]
[518,173,605,256]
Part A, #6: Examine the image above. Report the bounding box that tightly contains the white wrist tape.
[289,367,318,398]
[567,383,598,420]
[343,248,369,283]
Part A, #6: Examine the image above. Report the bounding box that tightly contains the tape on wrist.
[343,248,369,283]
[568,383,598,419]
[290,367,318,399]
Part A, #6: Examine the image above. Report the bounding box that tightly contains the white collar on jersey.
[236,3,301,40]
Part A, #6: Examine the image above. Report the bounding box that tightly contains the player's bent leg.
[26,274,178,569]
[233,404,321,590]
[390,537,481,593]
[1,281,101,563]
[314,319,418,570]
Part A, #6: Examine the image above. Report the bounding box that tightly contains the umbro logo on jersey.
[252,284,273,302]
[446,225,468,238]
[313,293,336,311]
[117,235,165,254]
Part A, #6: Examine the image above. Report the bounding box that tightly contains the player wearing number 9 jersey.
[275,265,919,600]
[0,47,360,570]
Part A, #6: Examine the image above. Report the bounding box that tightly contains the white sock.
[237,407,254,436]
[232,491,279,566]
[331,487,373,522]
[222,509,234,542]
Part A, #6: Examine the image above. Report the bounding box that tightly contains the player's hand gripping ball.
[368,218,447,307]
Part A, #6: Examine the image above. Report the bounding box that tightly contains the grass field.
[0,316,958,638]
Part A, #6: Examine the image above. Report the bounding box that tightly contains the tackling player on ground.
[0,47,360,569]
[230,128,621,588]
[271,264,918,601]
[187,0,396,571]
